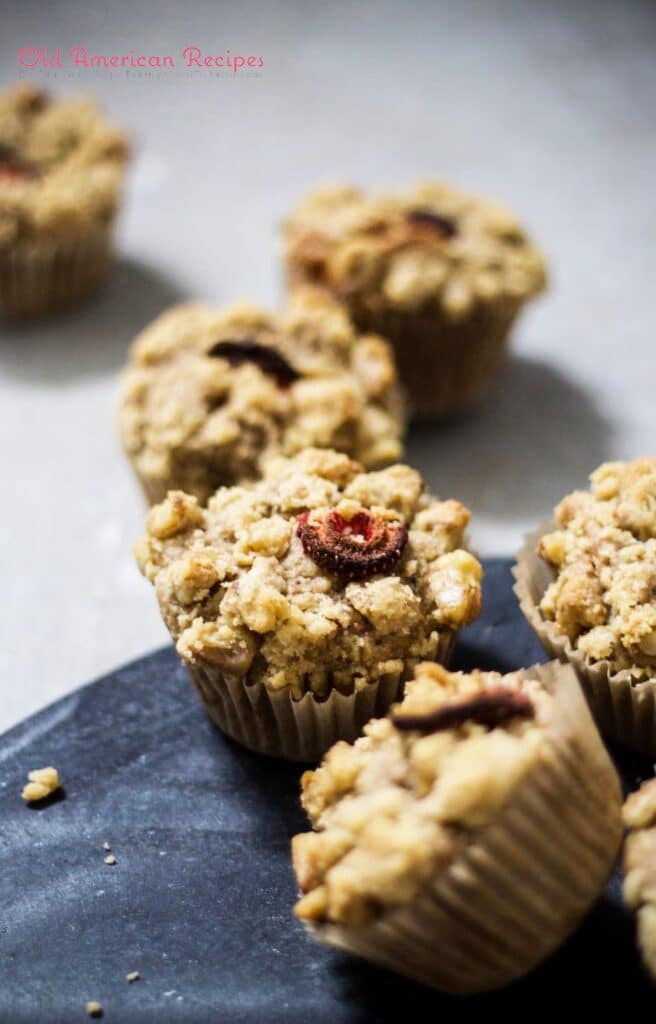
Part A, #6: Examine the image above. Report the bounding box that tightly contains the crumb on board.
[21,767,60,803]
[86,1001,103,1018]
[126,971,140,983]
[104,854,117,866]
[102,841,111,851]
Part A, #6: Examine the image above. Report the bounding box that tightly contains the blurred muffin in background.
[119,288,405,505]
[0,83,130,318]
[283,182,546,419]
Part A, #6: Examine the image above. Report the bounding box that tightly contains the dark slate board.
[1,559,655,1022]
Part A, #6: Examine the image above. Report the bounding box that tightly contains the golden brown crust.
[135,449,482,700]
[537,458,656,679]
[119,289,406,502]
[0,84,129,248]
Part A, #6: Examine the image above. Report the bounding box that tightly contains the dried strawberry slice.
[406,208,457,239]
[392,686,534,733]
[207,339,299,388]
[297,508,407,581]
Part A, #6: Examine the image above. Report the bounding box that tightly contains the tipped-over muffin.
[0,83,129,317]
[119,289,405,504]
[135,448,482,760]
[515,457,656,754]
[283,182,546,418]
[293,661,622,993]
[623,777,656,982]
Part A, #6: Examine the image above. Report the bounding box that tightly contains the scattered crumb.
[104,854,117,866]
[21,766,60,803]
[86,1001,103,1018]
[102,841,111,851]
[126,971,140,983]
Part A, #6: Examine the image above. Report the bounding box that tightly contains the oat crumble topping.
[135,448,482,700]
[21,766,61,802]
[538,458,656,679]
[623,777,656,980]
[292,662,549,926]
[119,288,405,503]
[0,84,129,248]
[284,182,545,320]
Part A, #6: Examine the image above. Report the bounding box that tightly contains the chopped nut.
[86,1002,103,1018]
[21,766,60,803]
[126,971,140,983]
[104,854,117,866]
[102,841,111,851]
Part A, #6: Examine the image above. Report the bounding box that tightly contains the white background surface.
[1,0,654,732]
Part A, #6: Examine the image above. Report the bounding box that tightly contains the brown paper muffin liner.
[514,522,656,756]
[185,629,456,763]
[336,297,521,420]
[0,224,114,319]
[304,661,622,994]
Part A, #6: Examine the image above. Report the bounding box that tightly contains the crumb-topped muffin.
[135,448,482,760]
[119,289,405,505]
[0,83,129,317]
[515,458,656,753]
[283,182,546,418]
[623,777,656,982]
[293,660,622,993]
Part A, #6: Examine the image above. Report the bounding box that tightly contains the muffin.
[283,182,546,418]
[0,83,129,318]
[514,457,656,754]
[623,777,656,982]
[293,660,622,993]
[119,289,405,505]
[134,448,482,761]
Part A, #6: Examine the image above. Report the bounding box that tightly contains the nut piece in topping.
[126,971,140,983]
[86,1002,103,1018]
[21,766,60,803]
[392,685,534,733]
[207,338,300,388]
[406,208,457,238]
[104,854,117,866]
[297,507,407,580]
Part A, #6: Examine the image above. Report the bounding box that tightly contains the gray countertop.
[1,0,654,732]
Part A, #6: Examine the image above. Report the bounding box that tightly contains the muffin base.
[0,226,114,319]
[186,630,455,763]
[514,523,656,756]
[304,661,622,994]
[336,297,520,420]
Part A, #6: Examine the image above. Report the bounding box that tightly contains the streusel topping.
[538,458,656,678]
[0,84,129,248]
[135,449,482,700]
[623,777,656,980]
[120,289,405,503]
[284,182,546,321]
[293,662,548,926]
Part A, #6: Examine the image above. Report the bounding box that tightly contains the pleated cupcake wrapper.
[514,521,656,756]
[351,299,521,421]
[305,661,623,994]
[0,225,114,319]
[186,629,456,763]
